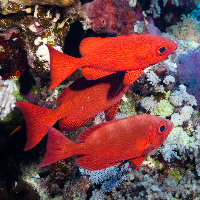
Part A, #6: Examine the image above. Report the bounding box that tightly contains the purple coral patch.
[177,49,200,103]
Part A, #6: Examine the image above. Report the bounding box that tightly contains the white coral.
[146,0,161,18]
[169,84,197,107]
[170,106,194,127]
[169,90,183,107]
[140,95,157,112]
[160,127,193,162]
[170,113,185,127]
[146,71,161,86]
[36,44,50,62]
[0,76,17,120]
[180,106,194,121]
[163,75,175,85]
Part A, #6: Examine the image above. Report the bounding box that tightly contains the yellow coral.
[167,15,200,42]
[154,99,174,117]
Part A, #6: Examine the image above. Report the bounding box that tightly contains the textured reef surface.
[0,0,200,199]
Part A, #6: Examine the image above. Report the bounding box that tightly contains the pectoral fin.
[123,69,144,85]
[128,156,146,171]
[104,101,120,121]
[82,67,116,80]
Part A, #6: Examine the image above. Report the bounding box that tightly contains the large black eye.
[158,121,167,134]
[157,43,168,55]
[159,47,166,53]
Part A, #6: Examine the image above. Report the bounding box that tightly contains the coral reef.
[177,48,200,103]
[0,76,17,120]
[0,0,200,199]
[140,0,199,30]
[0,30,28,80]
[0,3,79,77]
[167,14,200,42]
[82,0,147,35]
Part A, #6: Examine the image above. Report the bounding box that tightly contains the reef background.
[0,0,200,199]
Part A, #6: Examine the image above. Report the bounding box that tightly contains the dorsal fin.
[79,37,111,56]
[76,122,109,143]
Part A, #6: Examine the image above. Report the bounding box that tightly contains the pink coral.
[83,0,137,35]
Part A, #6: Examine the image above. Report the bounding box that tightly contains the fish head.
[145,35,177,65]
[148,116,173,147]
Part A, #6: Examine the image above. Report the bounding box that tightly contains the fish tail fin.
[37,126,77,168]
[47,45,81,89]
[15,102,55,151]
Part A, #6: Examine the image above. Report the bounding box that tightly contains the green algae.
[168,168,183,184]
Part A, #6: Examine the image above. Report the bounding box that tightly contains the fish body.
[37,114,173,171]
[15,72,129,151]
[48,34,177,89]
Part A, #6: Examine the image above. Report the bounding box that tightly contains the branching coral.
[79,163,131,194]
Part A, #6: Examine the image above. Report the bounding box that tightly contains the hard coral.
[0,76,17,120]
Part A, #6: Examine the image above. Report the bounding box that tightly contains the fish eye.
[157,43,168,56]
[158,121,167,134]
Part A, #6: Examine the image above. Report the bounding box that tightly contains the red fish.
[15,72,129,151]
[37,114,173,170]
[48,34,177,89]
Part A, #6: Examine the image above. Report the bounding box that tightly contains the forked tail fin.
[37,126,76,168]
[47,45,81,89]
[15,102,56,151]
